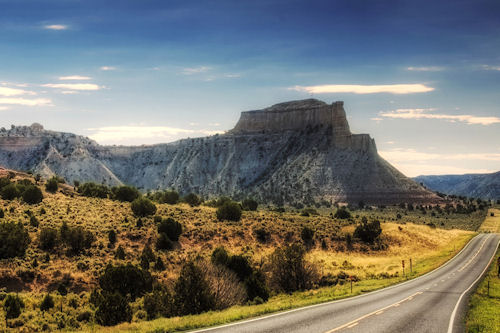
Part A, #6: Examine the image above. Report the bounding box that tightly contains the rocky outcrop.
[0,100,439,204]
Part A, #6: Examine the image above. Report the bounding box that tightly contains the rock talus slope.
[0,100,438,204]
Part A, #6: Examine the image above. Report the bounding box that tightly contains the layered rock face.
[0,100,438,204]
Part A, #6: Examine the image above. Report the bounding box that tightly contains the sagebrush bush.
[45,177,58,193]
[3,294,24,319]
[216,201,242,221]
[131,197,157,217]
[242,198,258,211]
[93,291,132,326]
[174,261,215,315]
[354,219,382,244]
[158,218,183,241]
[183,193,201,206]
[99,264,152,300]
[39,228,59,251]
[112,185,140,202]
[0,222,31,259]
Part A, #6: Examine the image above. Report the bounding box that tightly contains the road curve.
[190,233,499,333]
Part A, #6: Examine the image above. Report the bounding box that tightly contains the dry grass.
[479,208,500,233]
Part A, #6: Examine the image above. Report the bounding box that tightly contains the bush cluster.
[0,177,43,204]
[354,218,382,243]
[111,185,140,202]
[77,182,110,198]
[216,201,242,221]
[149,190,180,204]
[156,217,183,251]
[0,222,31,259]
[131,197,157,217]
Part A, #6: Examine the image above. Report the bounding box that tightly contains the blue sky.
[1,0,499,176]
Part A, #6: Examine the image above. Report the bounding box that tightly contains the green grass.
[466,247,500,333]
[101,232,475,333]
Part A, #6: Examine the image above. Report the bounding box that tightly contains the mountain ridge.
[0,99,438,204]
[414,171,500,200]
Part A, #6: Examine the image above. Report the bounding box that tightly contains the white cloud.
[87,126,224,145]
[0,86,35,96]
[44,24,68,30]
[379,149,500,162]
[379,148,499,176]
[42,83,100,91]
[0,106,8,111]
[182,66,211,75]
[290,84,434,94]
[223,73,241,78]
[100,66,116,71]
[481,65,500,71]
[61,91,79,95]
[0,97,52,106]
[380,108,500,125]
[406,66,444,72]
[58,75,91,80]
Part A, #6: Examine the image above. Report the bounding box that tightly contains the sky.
[0,0,499,177]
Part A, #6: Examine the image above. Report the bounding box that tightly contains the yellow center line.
[324,292,423,333]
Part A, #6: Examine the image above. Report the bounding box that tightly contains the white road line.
[447,236,499,333]
[324,292,422,333]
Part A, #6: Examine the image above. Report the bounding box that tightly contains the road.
[191,233,499,333]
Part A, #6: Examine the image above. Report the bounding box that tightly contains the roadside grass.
[466,247,500,333]
[478,208,500,233]
[101,230,475,333]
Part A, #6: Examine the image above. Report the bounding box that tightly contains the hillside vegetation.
[0,169,487,331]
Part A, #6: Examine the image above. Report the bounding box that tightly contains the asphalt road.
[191,233,499,333]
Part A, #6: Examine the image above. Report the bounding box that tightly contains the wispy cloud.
[379,148,499,176]
[182,66,211,75]
[379,108,500,125]
[0,106,8,111]
[87,125,224,145]
[44,24,68,30]
[290,84,434,94]
[42,83,100,91]
[481,65,500,71]
[100,66,116,71]
[0,86,35,96]
[59,75,91,80]
[406,66,444,72]
[0,97,52,106]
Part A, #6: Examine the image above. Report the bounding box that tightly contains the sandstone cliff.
[0,100,438,204]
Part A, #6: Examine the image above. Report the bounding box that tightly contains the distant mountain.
[414,172,500,200]
[0,99,438,205]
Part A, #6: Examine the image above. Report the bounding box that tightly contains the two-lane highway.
[191,233,499,333]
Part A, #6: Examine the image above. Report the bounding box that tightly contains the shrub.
[154,256,165,271]
[40,294,54,311]
[115,245,126,259]
[131,197,157,217]
[353,219,382,244]
[0,222,31,259]
[216,201,242,221]
[65,226,95,254]
[39,228,59,251]
[183,193,201,207]
[99,264,152,300]
[203,262,246,310]
[112,186,140,202]
[0,177,11,190]
[1,183,20,200]
[0,208,3,218]
[334,207,351,219]
[300,226,315,246]
[227,255,253,281]
[301,208,319,216]
[158,218,183,241]
[4,294,24,319]
[78,182,110,198]
[29,215,39,227]
[211,246,230,266]
[163,190,180,204]
[45,177,58,193]
[241,198,258,211]
[253,227,271,243]
[269,243,318,293]
[143,285,174,320]
[174,261,215,315]
[93,291,132,326]
[156,233,174,251]
[244,270,269,302]
[108,230,117,246]
[22,185,43,204]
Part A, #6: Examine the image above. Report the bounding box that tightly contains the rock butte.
[0,99,438,204]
